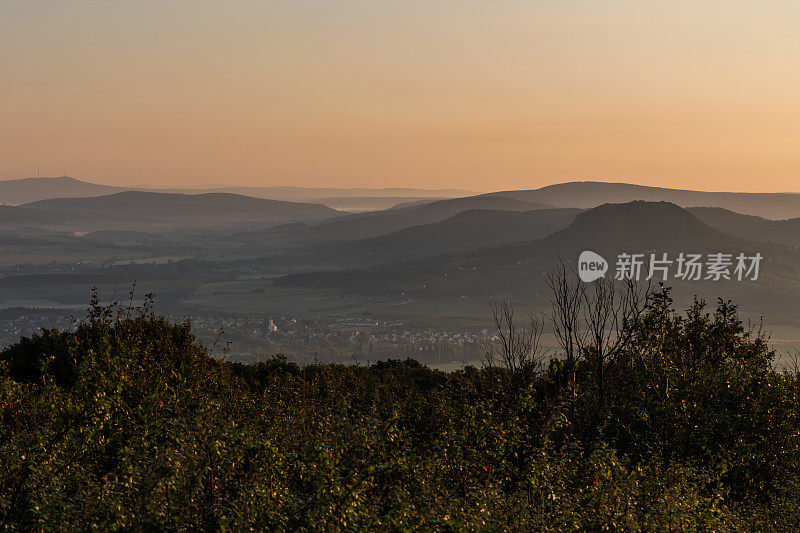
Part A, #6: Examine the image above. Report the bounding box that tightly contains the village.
[0,309,492,366]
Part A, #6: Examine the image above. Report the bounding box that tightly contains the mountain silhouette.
[227,195,554,249]
[689,207,800,247]
[15,191,341,231]
[0,176,120,205]
[276,201,796,319]
[481,181,800,219]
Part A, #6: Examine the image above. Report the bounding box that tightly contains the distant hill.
[554,201,728,250]
[231,208,580,272]
[277,201,737,294]
[315,195,555,237]
[199,186,477,202]
[16,191,342,232]
[309,208,581,267]
[228,195,554,250]
[689,207,800,247]
[0,177,121,205]
[83,230,174,246]
[310,196,446,212]
[0,176,476,207]
[0,204,112,232]
[483,181,800,219]
[276,201,800,320]
[12,176,800,220]
[387,198,441,210]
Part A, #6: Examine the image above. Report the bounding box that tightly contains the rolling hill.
[309,196,446,212]
[223,207,581,272]
[7,191,342,232]
[482,181,800,219]
[275,201,800,321]
[304,207,582,267]
[228,195,555,250]
[0,176,476,208]
[0,176,121,205]
[688,207,800,247]
[0,204,113,233]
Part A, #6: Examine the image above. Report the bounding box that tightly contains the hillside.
[689,207,800,247]
[229,195,554,249]
[0,204,113,232]
[194,185,477,201]
[276,201,800,319]
[307,207,581,266]
[22,191,342,230]
[0,176,121,205]
[483,181,800,219]
[83,230,174,246]
[311,195,554,237]
[309,196,445,212]
[0,176,475,208]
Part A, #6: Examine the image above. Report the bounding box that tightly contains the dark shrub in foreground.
[1,292,799,530]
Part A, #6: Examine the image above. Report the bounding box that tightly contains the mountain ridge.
[482,181,800,219]
[4,191,342,232]
[275,201,795,317]
[0,176,477,206]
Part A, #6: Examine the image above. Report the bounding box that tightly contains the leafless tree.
[546,261,586,410]
[547,261,652,413]
[581,276,652,411]
[546,260,586,368]
[484,265,651,404]
[483,300,543,382]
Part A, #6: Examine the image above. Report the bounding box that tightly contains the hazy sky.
[2,1,800,191]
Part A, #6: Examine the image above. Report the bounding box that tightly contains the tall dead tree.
[483,300,543,385]
[582,276,651,412]
[547,261,652,414]
[547,261,586,368]
[546,261,586,410]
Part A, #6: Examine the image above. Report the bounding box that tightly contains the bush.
[1,290,799,530]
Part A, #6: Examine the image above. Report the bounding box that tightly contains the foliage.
[1,288,799,530]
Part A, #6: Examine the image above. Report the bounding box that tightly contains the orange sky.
[2,1,800,191]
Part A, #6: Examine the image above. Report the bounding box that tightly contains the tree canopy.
[1,286,799,530]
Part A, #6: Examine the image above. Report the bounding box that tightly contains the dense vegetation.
[1,286,800,531]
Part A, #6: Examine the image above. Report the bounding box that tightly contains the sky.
[2,1,800,191]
